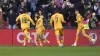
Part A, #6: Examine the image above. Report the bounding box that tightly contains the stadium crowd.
[0,0,100,29]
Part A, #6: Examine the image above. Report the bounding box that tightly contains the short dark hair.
[22,8,28,13]
[75,9,79,12]
[55,9,59,13]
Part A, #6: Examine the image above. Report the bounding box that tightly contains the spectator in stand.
[69,4,77,27]
[30,0,38,14]
[17,2,27,15]
[8,9,16,29]
[82,0,92,10]
[71,0,85,17]
[1,0,9,21]
[23,0,31,13]
[50,0,55,6]
[0,8,4,29]
[64,0,71,6]
[49,4,58,16]
[55,0,64,8]
[40,5,49,28]
[15,0,20,7]
[94,2,100,21]
[40,5,48,19]
[84,10,92,21]
[48,0,55,16]
[60,4,68,23]
[97,0,100,2]
[8,2,17,13]
[64,0,71,25]
[89,13,98,29]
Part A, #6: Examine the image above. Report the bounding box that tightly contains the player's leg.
[35,35,39,46]
[42,31,50,45]
[39,40,43,47]
[60,29,64,46]
[55,30,61,47]
[38,30,50,46]
[60,35,64,47]
[56,36,61,47]
[35,29,40,46]
[38,34,43,47]
[43,37,50,45]
[22,29,27,46]
[23,29,31,40]
[72,28,80,46]
[23,29,32,46]
[36,29,43,46]
[23,37,27,46]
[82,29,95,44]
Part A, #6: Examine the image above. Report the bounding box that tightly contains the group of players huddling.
[16,8,96,47]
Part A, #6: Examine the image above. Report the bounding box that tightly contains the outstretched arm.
[28,16,35,26]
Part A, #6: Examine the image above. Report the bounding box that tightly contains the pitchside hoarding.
[0,29,100,46]
[0,30,12,45]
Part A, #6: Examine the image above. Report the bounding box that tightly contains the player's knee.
[56,36,60,41]
[76,33,79,36]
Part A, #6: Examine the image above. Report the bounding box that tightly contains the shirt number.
[22,17,27,23]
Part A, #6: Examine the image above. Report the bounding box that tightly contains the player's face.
[75,11,78,15]
[35,13,38,17]
[39,11,42,14]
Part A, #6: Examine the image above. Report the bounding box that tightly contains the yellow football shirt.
[36,17,45,30]
[16,13,35,29]
[76,13,84,27]
[50,13,64,30]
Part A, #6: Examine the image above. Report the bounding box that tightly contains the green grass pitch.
[0,46,100,56]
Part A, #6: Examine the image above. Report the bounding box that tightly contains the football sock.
[39,40,43,46]
[57,40,61,46]
[75,35,79,44]
[61,40,64,45]
[23,37,27,46]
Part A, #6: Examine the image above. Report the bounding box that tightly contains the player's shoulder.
[51,14,55,17]
[39,17,42,20]
[40,15,44,18]
[51,14,55,19]
[59,13,63,16]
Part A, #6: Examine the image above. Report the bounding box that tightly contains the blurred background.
[0,0,100,29]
